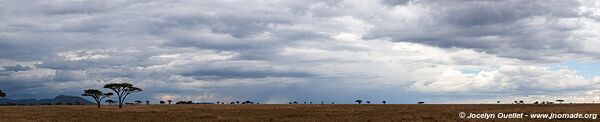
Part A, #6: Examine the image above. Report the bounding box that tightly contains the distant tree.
[81,89,114,108]
[556,100,564,104]
[160,101,165,104]
[103,83,142,108]
[289,102,293,104]
[167,100,172,104]
[134,100,142,105]
[382,101,386,104]
[105,100,116,105]
[533,101,539,104]
[236,101,240,104]
[519,100,524,104]
[293,101,298,104]
[217,102,220,104]
[417,101,425,104]
[176,101,193,104]
[145,101,150,105]
[497,101,500,104]
[230,102,235,104]
[366,101,371,104]
[332,102,334,104]
[514,101,518,104]
[0,89,6,98]
[355,100,363,104]
[321,101,324,104]
[309,102,312,104]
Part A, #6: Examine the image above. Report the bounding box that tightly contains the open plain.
[1,104,599,121]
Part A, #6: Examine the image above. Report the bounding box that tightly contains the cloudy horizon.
[2,0,600,104]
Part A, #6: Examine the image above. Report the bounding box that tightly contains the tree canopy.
[82,89,114,108]
[0,90,5,98]
[355,100,363,104]
[103,83,142,108]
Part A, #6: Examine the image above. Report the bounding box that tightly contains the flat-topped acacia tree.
[134,100,143,105]
[104,83,142,108]
[0,90,5,98]
[82,89,113,108]
[355,100,363,104]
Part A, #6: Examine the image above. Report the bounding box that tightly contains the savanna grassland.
[0,104,599,121]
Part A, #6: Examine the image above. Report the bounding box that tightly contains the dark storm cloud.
[367,0,594,62]
[0,68,56,99]
[381,0,411,6]
[3,65,33,72]
[36,1,112,15]
[181,68,315,80]
[433,0,579,27]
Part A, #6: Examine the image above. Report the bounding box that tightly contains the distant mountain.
[0,95,94,105]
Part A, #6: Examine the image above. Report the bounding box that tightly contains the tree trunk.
[118,98,123,108]
[94,99,101,109]
[119,102,123,108]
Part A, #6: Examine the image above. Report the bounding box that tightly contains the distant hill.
[0,95,94,105]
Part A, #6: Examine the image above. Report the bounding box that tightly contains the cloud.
[410,65,600,94]
[365,0,600,62]
[449,94,600,104]
[153,93,234,102]
[380,0,411,6]
[2,64,33,72]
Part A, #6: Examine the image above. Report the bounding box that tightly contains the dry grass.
[1,104,599,121]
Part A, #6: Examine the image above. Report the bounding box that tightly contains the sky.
[2,0,600,104]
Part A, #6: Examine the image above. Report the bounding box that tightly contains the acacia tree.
[103,83,142,108]
[556,100,564,104]
[105,100,116,105]
[355,100,363,104]
[82,89,114,108]
[167,100,172,104]
[160,101,165,104]
[382,101,386,104]
[0,90,5,98]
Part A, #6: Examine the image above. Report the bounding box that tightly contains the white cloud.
[153,93,234,102]
[410,65,599,93]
